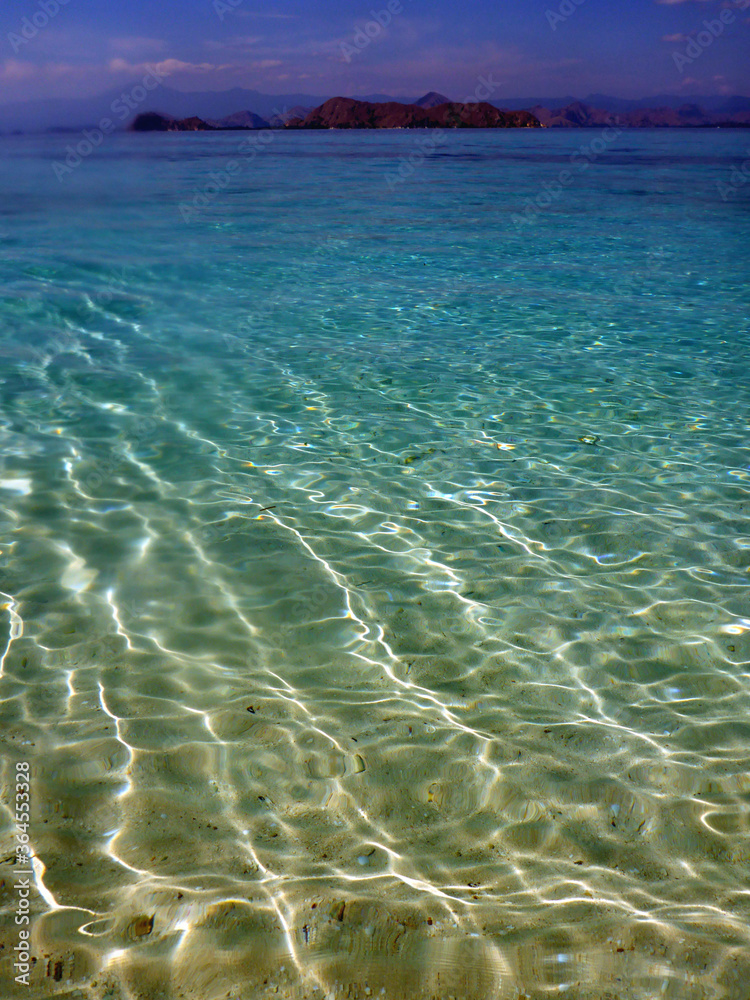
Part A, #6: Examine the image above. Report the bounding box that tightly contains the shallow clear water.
[1,128,749,1000]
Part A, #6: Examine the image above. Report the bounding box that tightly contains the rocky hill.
[413,91,452,109]
[286,97,541,129]
[531,100,750,127]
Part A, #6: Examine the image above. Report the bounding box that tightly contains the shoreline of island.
[129,94,750,133]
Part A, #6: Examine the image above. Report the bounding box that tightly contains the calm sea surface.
[1,128,749,1000]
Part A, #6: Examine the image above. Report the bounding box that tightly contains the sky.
[0,0,748,106]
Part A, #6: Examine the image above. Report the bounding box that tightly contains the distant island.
[532,99,750,128]
[130,92,750,133]
[131,94,542,132]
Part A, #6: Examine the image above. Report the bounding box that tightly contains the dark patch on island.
[130,113,216,132]
[130,111,273,132]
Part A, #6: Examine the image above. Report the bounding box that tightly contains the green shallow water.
[0,129,749,999]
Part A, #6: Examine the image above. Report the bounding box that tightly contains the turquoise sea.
[1,128,749,1000]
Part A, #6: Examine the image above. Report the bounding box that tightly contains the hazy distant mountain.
[353,93,414,105]
[267,106,312,127]
[582,93,750,113]
[531,101,614,128]
[208,110,270,129]
[714,95,750,114]
[530,100,750,128]
[487,95,580,112]
[414,91,452,108]
[492,93,750,114]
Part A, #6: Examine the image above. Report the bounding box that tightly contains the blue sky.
[1,0,748,104]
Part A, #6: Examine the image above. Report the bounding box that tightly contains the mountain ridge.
[2,84,750,133]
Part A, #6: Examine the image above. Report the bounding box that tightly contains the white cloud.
[0,59,37,82]
[204,36,263,52]
[109,37,166,56]
[107,57,225,76]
